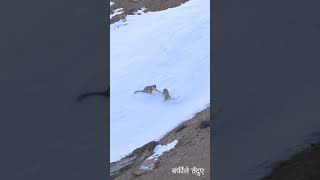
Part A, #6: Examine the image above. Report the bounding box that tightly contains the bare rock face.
[198,120,210,129]
[110,141,158,179]
[131,141,158,158]
[132,158,160,176]
[110,0,189,24]
[110,155,137,179]
[175,125,187,133]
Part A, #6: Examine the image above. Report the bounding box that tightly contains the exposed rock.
[131,141,158,158]
[110,155,137,179]
[132,159,159,176]
[198,120,210,129]
[174,125,187,133]
[110,0,189,24]
[111,141,158,179]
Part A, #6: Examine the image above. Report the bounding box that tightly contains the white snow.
[110,2,114,6]
[147,140,178,160]
[110,8,124,19]
[133,7,147,15]
[110,0,210,162]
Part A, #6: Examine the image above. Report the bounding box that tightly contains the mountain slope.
[112,107,210,180]
[110,0,210,162]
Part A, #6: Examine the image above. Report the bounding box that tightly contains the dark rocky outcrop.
[110,141,158,179]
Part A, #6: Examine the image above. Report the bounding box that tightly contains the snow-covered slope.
[110,0,210,162]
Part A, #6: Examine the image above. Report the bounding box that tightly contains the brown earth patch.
[110,0,189,24]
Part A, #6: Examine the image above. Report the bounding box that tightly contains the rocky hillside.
[111,107,211,180]
[110,0,189,24]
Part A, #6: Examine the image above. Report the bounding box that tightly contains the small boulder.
[198,120,210,129]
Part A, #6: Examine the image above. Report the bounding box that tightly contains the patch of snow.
[147,140,178,160]
[110,0,210,162]
[134,7,147,15]
[110,8,124,19]
[110,1,114,6]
